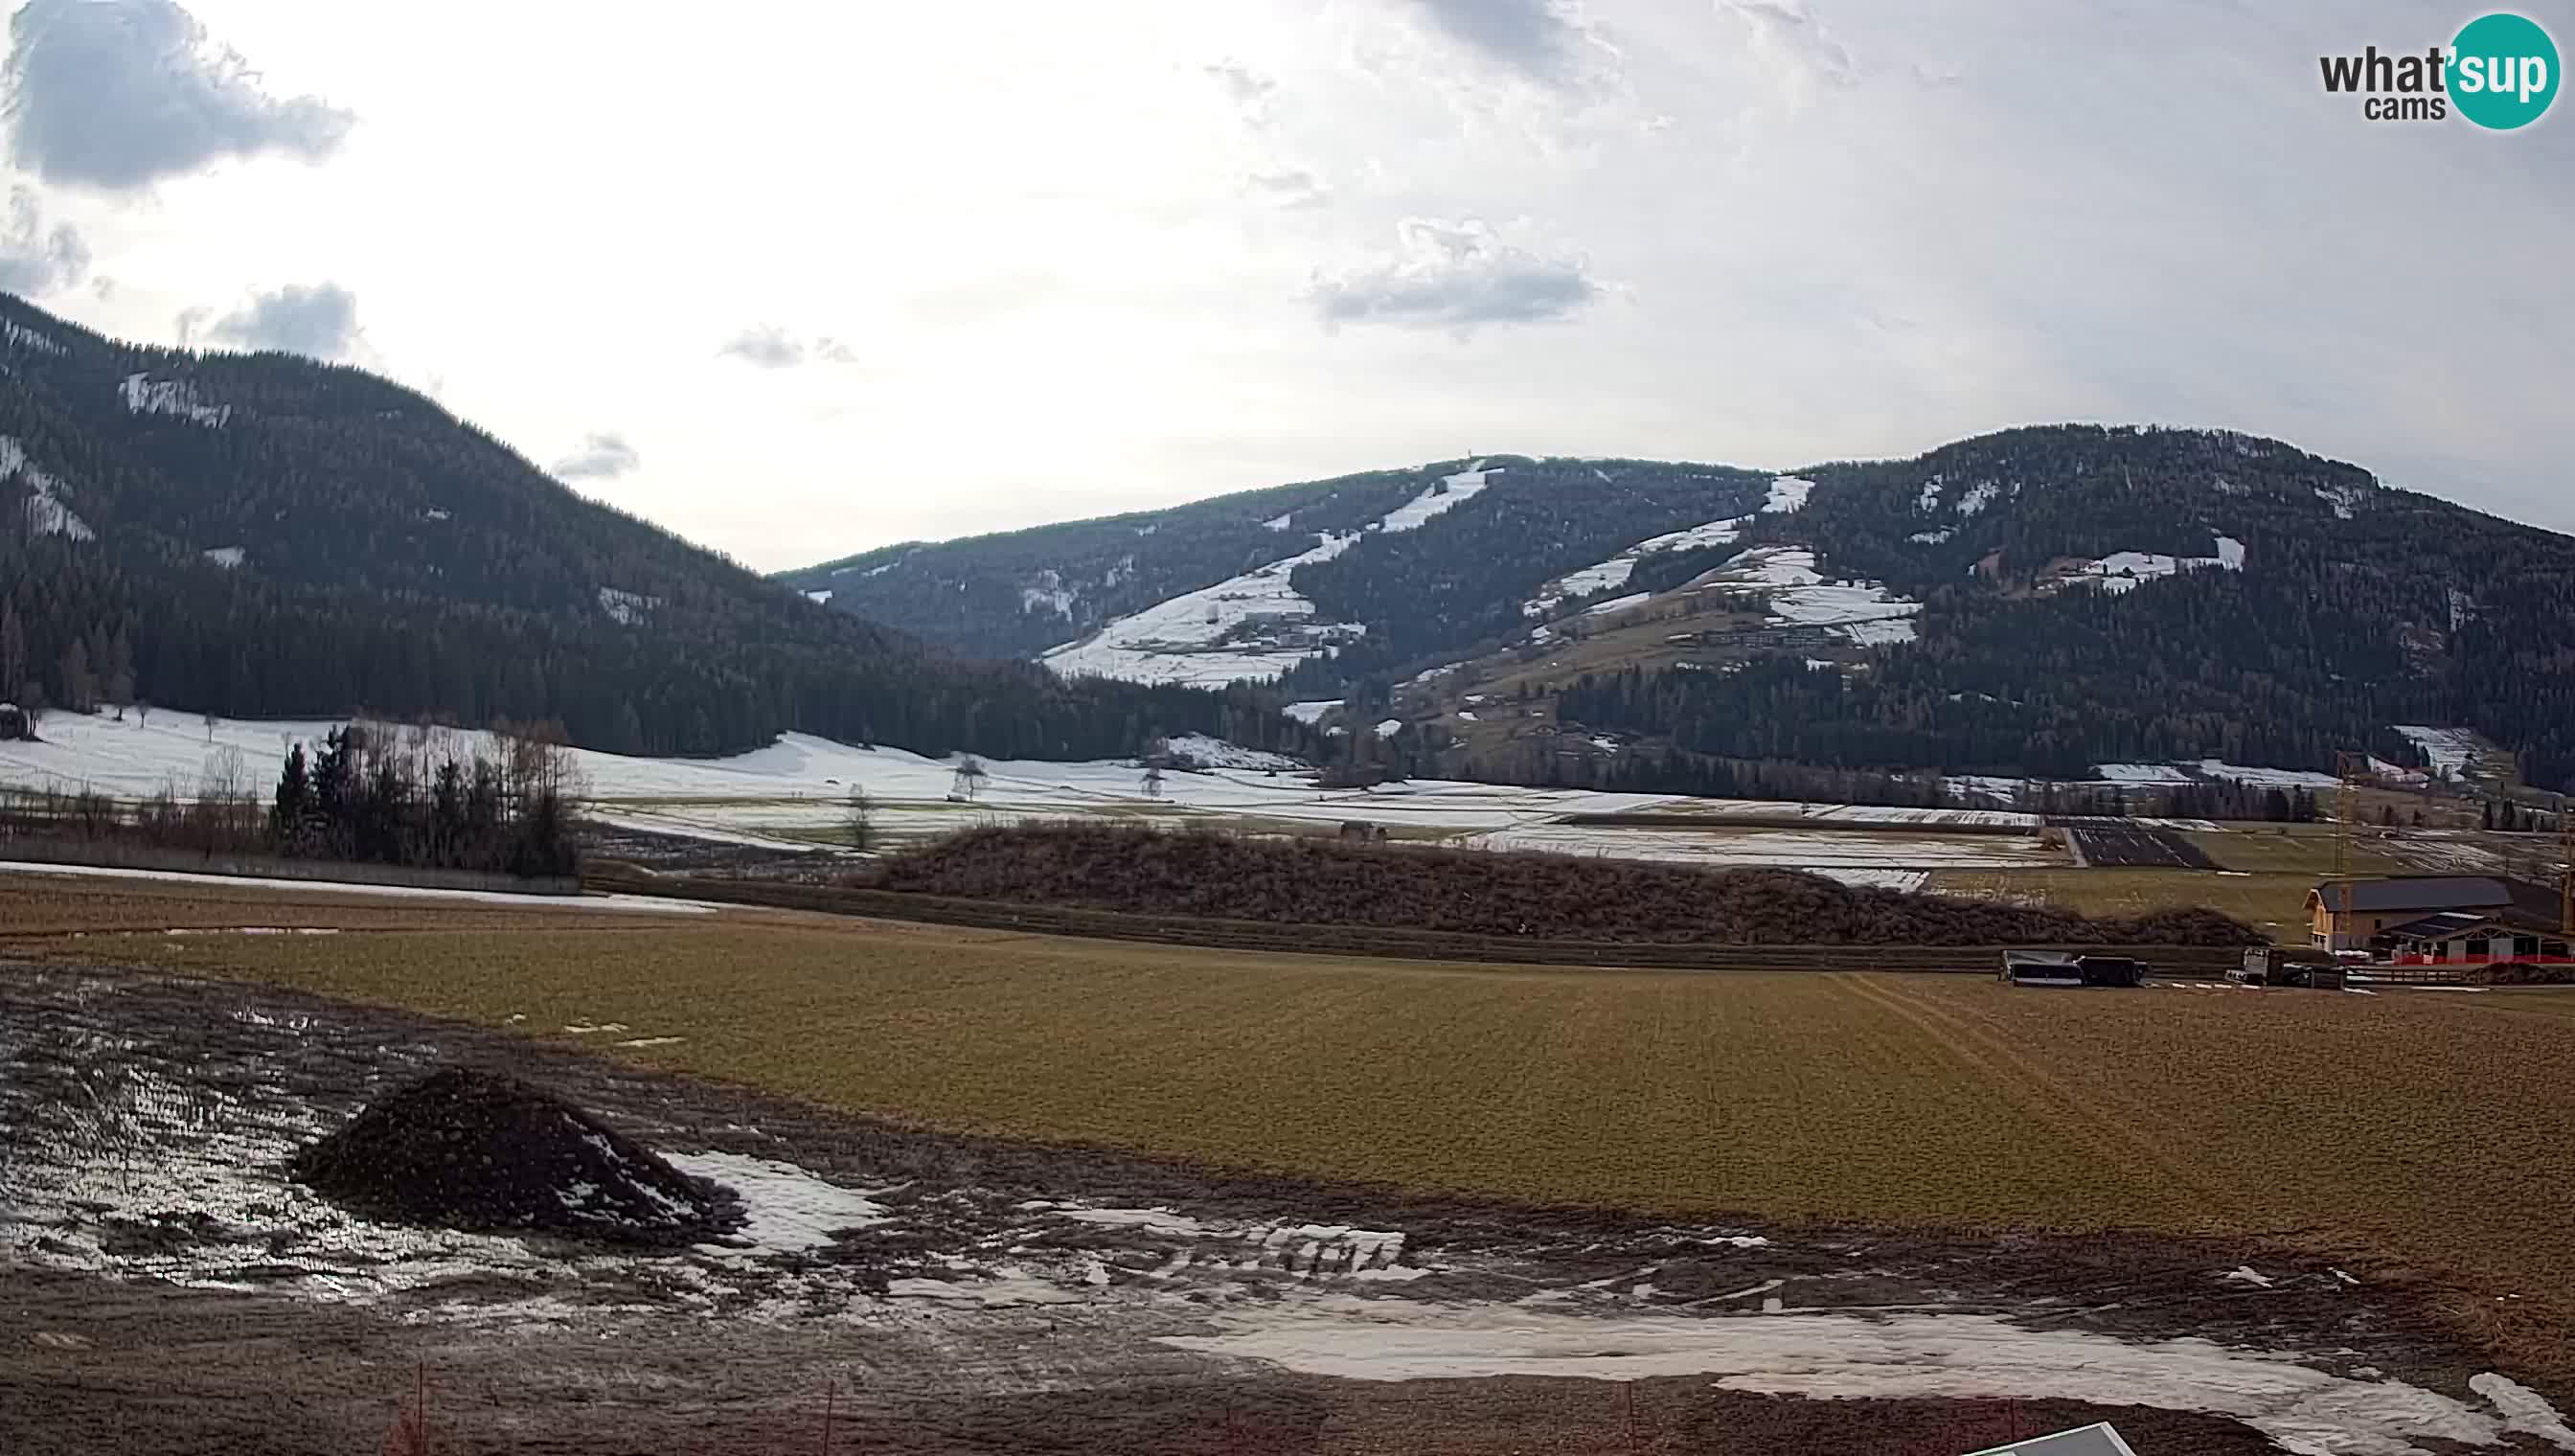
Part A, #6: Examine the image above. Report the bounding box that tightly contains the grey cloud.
[90,274,114,300]
[1397,0,1602,91]
[173,305,209,347]
[1310,217,1603,333]
[204,282,362,359]
[1204,60,1276,125]
[4,0,354,191]
[720,324,860,368]
[1247,167,1332,209]
[552,432,640,482]
[0,186,88,296]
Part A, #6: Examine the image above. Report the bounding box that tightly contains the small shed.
[1963,1422,2138,1456]
[0,702,28,741]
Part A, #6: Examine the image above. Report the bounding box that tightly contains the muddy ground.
[3,962,2567,1455]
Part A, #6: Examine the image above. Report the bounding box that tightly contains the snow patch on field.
[1584,591,1652,617]
[666,1151,887,1256]
[1717,547,1921,646]
[1462,824,2051,871]
[1161,734,1303,771]
[1907,529,1952,545]
[1524,515,1749,617]
[2316,485,2361,520]
[1954,481,2000,515]
[1264,512,1293,531]
[0,861,721,913]
[1761,476,1812,513]
[2062,539,2245,595]
[1160,1298,2575,1456]
[2392,726,2480,776]
[802,588,832,604]
[1284,700,1338,725]
[2095,761,2340,790]
[203,546,245,569]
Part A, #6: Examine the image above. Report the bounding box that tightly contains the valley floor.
[7,870,2575,1454]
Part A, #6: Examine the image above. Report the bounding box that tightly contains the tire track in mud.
[1830,973,2242,1225]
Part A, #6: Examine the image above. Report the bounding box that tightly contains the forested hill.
[784,424,2575,791]
[0,293,1299,762]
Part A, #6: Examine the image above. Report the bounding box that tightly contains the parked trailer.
[2001,950,2147,988]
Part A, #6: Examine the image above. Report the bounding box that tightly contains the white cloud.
[1395,0,1613,94]
[1721,0,1856,104]
[1247,166,1332,208]
[1310,217,1604,333]
[203,282,363,359]
[3,0,353,191]
[552,432,639,482]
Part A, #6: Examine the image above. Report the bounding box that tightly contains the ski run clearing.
[1040,466,1494,689]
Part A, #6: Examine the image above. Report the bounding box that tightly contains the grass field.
[1926,867,2324,941]
[18,871,2575,1376]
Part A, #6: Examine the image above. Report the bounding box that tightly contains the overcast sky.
[10,0,2571,570]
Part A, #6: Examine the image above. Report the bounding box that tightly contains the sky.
[6,0,2571,571]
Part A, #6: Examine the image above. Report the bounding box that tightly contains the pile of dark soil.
[870,823,2267,946]
[293,1068,741,1246]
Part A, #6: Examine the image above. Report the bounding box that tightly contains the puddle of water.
[1158,1296,2574,1456]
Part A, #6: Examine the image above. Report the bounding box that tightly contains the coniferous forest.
[0,295,1311,762]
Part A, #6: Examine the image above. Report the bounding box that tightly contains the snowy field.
[2393,725,2482,776]
[1521,513,1749,618]
[1711,547,1923,646]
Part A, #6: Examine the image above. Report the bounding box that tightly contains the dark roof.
[2377,905,2565,942]
[2313,876,2511,913]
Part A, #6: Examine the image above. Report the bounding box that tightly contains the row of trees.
[268,721,581,876]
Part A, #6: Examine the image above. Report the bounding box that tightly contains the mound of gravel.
[293,1068,741,1247]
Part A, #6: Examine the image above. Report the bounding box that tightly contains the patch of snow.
[202,546,245,570]
[2316,485,2361,520]
[667,1150,886,1256]
[1584,591,1652,617]
[1760,476,1813,513]
[424,508,451,522]
[1457,710,1477,721]
[1954,481,2000,515]
[1524,514,1752,618]
[1,436,93,542]
[803,588,832,604]
[2093,762,2340,790]
[861,560,899,578]
[1907,529,1953,545]
[1019,584,1076,618]
[2222,1265,2274,1288]
[2062,540,2245,595]
[0,861,721,913]
[1374,718,1403,737]
[1,318,64,353]
[597,586,661,626]
[1161,734,1304,771]
[1714,547,1920,646]
[1264,512,1293,531]
[1916,479,1943,512]
[2392,726,2480,776]
[1284,700,1339,726]
[119,373,230,428]
[1378,466,1494,534]
[1041,528,1366,688]
[1159,1299,2571,1456]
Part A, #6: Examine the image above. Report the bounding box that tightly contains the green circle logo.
[2451,12,2559,129]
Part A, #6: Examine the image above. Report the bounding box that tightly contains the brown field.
[19,868,2575,1380]
[1927,867,2323,941]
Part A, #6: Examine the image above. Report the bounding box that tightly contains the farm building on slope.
[2306,876,2561,951]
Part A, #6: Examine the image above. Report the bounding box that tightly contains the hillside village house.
[2308,876,2567,961]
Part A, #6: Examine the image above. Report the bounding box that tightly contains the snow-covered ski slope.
[1040,466,1496,688]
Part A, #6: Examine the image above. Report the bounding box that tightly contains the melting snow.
[2392,726,2480,776]
[119,373,231,428]
[1717,547,1921,645]
[1,437,93,542]
[1019,584,1076,618]
[1524,516,1751,617]
[597,587,661,626]
[1264,512,1293,531]
[1160,1299,2575,1456]
[1379,466,1494,534]
[2094,762,2340,790]
[1161,734,1304,771]
[203,546,245,569]
[1955,482,2001,515]
[2316,485,2361,520]
[1761,476,1813,513]
[1916,479,1943,512]
[1284,700,1339,725]
[1584,591,1652,617]
[666,1150,887,1256]
[2,318,63,353]
[2062,539,2245,594]
[1907,529,1953,545]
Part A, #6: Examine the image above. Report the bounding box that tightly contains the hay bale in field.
[293,1068,741,1246]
